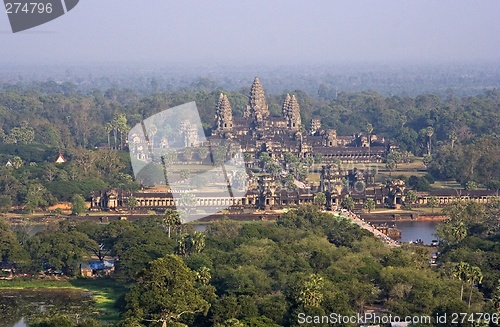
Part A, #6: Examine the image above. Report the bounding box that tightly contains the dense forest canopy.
[2,204,499,326]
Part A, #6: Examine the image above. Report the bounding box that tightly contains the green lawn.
[70,278,128,322]
[432,180,462,189]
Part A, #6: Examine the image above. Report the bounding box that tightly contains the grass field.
[0,278,74,289]
[70,278,128,322]
[432,180,463,189]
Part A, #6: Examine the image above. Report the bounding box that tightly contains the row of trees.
[428,135,500,189]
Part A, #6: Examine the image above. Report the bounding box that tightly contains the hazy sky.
[1,0,499,66]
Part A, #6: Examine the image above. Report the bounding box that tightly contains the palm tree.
[179,169,190,181]
[386,159,396,176]
[196,267,211,285]
[298,274,324,307]
[179,193,197,215]
[116,114,128,150]
[183,147,193,162]
[198,147,209,163]
[492,281,500,313]
[112,113,128,150]
[111,117,118,149]
[366,123,373,146]
[366,123,374,161]
[452,221,467,243]
[298,124,306,144]
[243,152,253,164]
[426,126,434,156]
[163,209,180,238]
[363,198,376,213]
[127,196,138,215]
[452,261,470,301]
[104,122,113,150]
[176,234,189,256]
[341,196,355,211]
[190,231,206,253]
[427,196,439,213]
[467,266,483,308]
[12,156,23,169]
[405,190,417,209]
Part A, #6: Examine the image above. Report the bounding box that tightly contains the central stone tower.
[244,77,270,124]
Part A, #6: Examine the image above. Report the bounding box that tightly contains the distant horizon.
[1,1,499,66]
[2,58,500,69]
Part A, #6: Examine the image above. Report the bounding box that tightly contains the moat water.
[2,289,92,327]
[393,220,440,244]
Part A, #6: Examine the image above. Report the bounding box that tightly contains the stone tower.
[282,93,291,118]
[283,94,301,131]
[180,120,199,147]
[311,119,321,135]
[244,77,269,123]
[214,93,233,137]
[325,130,338,147]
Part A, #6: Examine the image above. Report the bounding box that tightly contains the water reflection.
[395,220,440,244]
[1,289,92,327]
[13,317,27,327]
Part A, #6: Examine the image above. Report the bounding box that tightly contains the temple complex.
[211,77,387,163]
[96,77,498,214]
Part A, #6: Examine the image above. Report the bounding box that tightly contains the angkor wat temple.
[211,77,387,163]
[92,78,499,214]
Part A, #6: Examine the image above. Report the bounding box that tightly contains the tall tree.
[71,194,87,216]
[363,198,376,213]
[366,123,373,158]
[426,126,434,156]
[163,209,180,238]
[451,221,467,243]
[467,266,483,308]
[0,195,12,214]
[104,122,113,150]
[124,255,210,327]
[427,196,439,213]
[127,196,138,215]
[405,190,417,209]
[313,192,326,208]
[452,262,470,301]
[341,196,355,211]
